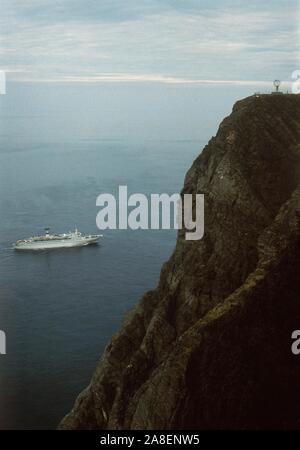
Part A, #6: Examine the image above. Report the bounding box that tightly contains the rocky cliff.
[60,93,300,430]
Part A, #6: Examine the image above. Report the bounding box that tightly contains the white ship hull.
[13,231,102,251]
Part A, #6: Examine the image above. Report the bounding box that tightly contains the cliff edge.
[60,93,300,429]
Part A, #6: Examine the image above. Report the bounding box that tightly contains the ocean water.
[0,82,253,429]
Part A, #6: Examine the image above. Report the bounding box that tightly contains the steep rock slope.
[60,93,300,429]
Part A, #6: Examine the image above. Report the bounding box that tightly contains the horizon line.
[3,72,292,87]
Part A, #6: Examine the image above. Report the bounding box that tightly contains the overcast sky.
[1,0,299,85]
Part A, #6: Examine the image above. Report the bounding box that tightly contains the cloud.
[0,1,299,83]
[9,73,292,90]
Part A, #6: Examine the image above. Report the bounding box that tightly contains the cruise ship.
[13,228,102,251]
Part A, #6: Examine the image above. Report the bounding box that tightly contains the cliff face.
[60,93,300,430]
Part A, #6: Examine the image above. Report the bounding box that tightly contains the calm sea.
[0,82,252,429]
